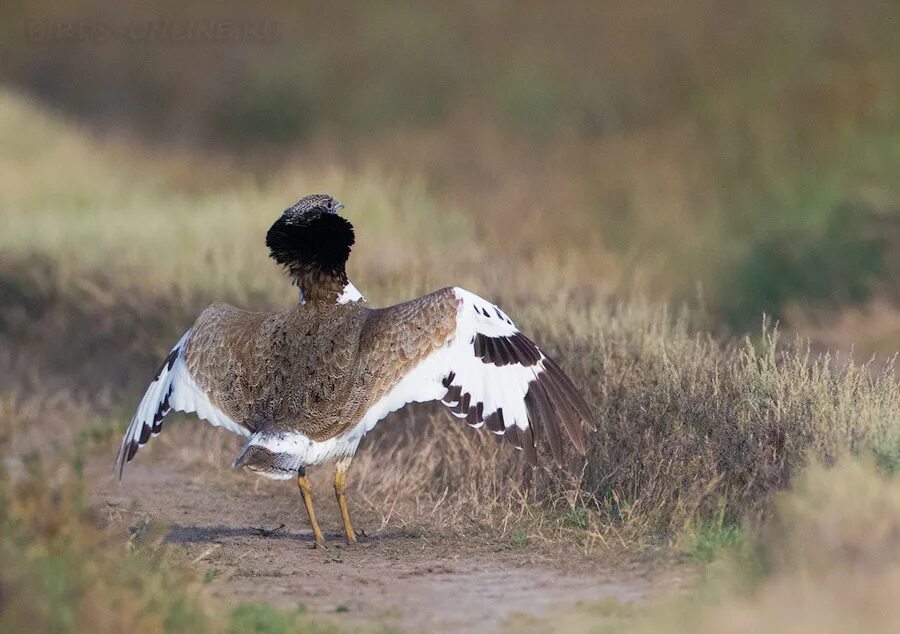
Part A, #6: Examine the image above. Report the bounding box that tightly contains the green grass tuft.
[563,506,591,531]
[681,506,743,563]
[508,530,531,549]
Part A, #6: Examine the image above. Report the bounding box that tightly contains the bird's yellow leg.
[297,471,326,548]
[334,458,357,545]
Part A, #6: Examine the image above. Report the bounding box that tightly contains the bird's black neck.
[265,212,355,305]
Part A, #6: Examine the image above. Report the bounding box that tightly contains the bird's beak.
[334,202,345,213]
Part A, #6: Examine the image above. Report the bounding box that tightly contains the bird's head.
[281,193,344,224]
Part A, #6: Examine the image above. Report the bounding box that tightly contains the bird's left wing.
[355,287,595,464]
[115,324,252,480]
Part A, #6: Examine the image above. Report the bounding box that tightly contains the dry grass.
[644,459,900,633]
[513,459,900,633]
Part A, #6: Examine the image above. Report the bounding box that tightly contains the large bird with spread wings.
[116,194,595,547]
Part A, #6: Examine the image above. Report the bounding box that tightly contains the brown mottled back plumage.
[183,288,458,441]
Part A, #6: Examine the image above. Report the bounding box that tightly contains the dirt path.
[88,454,686,633]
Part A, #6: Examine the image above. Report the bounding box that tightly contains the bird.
[115,193,595,547]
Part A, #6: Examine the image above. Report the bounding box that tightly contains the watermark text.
[21,17,280,43]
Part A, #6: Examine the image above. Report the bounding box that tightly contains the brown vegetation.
[1,0,899,625]
[2,1,899,335]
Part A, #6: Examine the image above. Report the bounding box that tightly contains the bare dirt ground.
[86,447,691,633]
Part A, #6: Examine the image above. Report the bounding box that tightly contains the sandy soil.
[87,450,689,633]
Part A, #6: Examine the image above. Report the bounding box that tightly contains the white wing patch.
[115,329,249,479]
[336,281,365,304]
[355,287,593,464]
[301,279,365,305]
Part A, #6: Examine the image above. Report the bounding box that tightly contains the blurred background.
[1,0,898,353]
[1,3,900,630]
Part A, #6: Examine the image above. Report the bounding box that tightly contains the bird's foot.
[338,529,370,548]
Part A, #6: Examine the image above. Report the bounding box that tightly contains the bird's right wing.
[355,287,595,464]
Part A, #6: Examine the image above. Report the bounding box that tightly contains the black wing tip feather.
[450,328,596,466]
[474,332,541,367]
[115,348,182,481]
[505,425,538,466]
[499,359,595,467]
[114,418,153,481]
[543,356,595,425]
[114,430,140,478]
[520,352,598,463]
[113,438,135,481]
[153,347,179,381]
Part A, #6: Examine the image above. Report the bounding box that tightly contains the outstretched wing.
[114,328,250,479]
[356,287,595,464]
